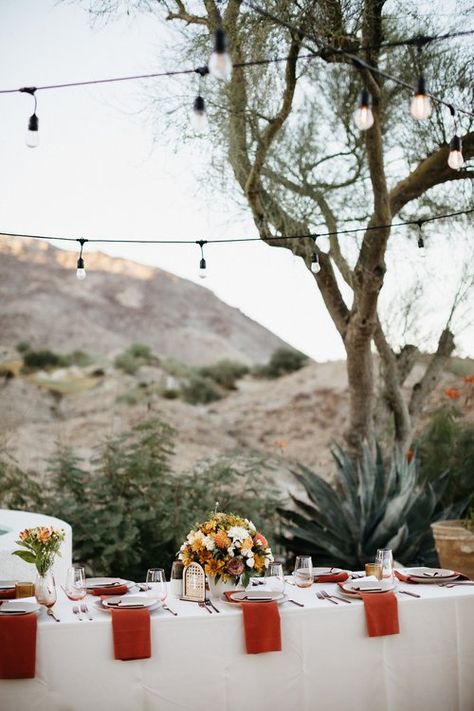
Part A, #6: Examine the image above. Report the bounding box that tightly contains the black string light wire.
[1,206,473,278]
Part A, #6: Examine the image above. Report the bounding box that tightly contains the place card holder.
[181,562,206,602]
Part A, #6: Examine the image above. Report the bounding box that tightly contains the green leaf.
[12,550,36,564]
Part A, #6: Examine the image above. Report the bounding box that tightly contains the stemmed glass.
[63,566,87,603]
[293,555,313,588]
[146,568,167,603]
[267,562,285,593]
[375,549,393,581]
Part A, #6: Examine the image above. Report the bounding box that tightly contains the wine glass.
[146,568,167,603]
[375,549,393,581]
[267,562,285,593]
[64,566,87,602]
[293,555,313,588]
[170,561,184,598]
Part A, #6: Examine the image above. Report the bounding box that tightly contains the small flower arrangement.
[12,527,65,576]
[179,512,273,586]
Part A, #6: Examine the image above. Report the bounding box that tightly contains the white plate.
[95,596,162,613]
[0,580,17,590]
[402,567,457,582]
[313,568,343,577]
[85,578,133,589]
[339,580,396,597]
[225,590,285,604]
[0,601,42,615]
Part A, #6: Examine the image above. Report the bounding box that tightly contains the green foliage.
[67,350,93,367]
[181,374,223,404]
[416,404,474,513]
[279,445,464,569]
[23,349,64,371]
[114,343,155,375]
[0,451,42,511]
[198,360,249,390]
[16,341,31,354]
[256,347,308,379]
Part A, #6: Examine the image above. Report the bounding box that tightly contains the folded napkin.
[89,584,129,596]
[360,592,399,638]
[111,608,151,661]
[0,588,16,600]
[394,570,469,584]
[0,613,37,678]
[242,602,281,654]
[315,572,349,583]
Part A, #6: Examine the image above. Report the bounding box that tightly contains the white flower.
[264,557,270,568]
[246,557,255,568]
[228,526,250,541]
[245,518,256,533]
[227,547,235,557]
[178,553,184,560]
[202,535,215,552]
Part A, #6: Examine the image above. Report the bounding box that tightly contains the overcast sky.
[1,0,472,361]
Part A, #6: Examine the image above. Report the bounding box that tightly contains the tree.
[83,0,474,456]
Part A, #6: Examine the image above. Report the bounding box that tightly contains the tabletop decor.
[12,526,65,607]
[182,562,206,602]
[179,512,274,597]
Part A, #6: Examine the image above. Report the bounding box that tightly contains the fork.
[316,590,338,605]
[198,601,212,614]
[80,602,94,620]
[72,605,83,621]
[321,589,351,604]
[206,598,220,613]
[163,604,178,616]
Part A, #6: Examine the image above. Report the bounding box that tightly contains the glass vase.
[35,570,57,607]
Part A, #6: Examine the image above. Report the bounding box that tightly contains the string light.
[354,88,374,130]
[208,29,232,81]
[197,240,207,278]
[20,87,39,148]
[416,220,426,257]
[311,237,321,273]
[448,135,464,170]
[76,239,87,280]
[191,67,209,133]
[410,75,431,120]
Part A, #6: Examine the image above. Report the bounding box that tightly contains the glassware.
[35,570,57,608]
[15,582,35,598]
[170,561,184,598]
[293,555,313,588]
[365,562,383,580]
[267,562,285,593]
[146,568,167,602]
[375,549,393,581]
[64,566,87,601]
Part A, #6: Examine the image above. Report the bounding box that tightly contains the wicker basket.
[431,520,474,579]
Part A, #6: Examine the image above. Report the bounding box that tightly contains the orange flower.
[255,532,268,548]
[253,554,266,572]
[205,559,225,577]
[191,539,204,552]
[19,529,30,541]
[37,527,52,544]
[214,531,231,549]
[406,450,414,463]
[240,537,253,554]
[464,375,474,384]
[445,387,461,400]
[274,440,288,450]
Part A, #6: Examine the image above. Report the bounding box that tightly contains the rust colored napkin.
[315,572,349,583]
[241,601,282,654]
[359,592,399,638]
[0,589,16,600]
[90,584,129,596]
[0,612,37,679]
[111,608,151,661]
[394,570,468,584]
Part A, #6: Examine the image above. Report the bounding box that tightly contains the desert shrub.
[67,350,93,367]
[161,388,179,399]
[114,343,155,375]
[181,374,223,404]
[0,451,42,511]
[22,349,65,371]
[198,360,249,390]
[416,404,474,512]
[128,343,152,359]
[256,347,308,379]
[279,444,464,569]
[16,341,31,354]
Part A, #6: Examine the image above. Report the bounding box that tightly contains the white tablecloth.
[1,580,474,711]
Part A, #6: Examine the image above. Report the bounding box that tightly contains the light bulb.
[199,257,207,279]
[208,29,232,81]
[311,254,321,274]
[191,95,208,133]
[354,89,374,130]
[448,135,464,170]
[417,236,426,257]
[76,257,86,280]
[26,113,39,148]
[410,76,431,120]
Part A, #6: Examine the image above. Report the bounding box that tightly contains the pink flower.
[255,533,268,548]
[226,558,245,577]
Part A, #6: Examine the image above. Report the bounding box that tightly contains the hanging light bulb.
[191,95,208,133]
[311,253,321,274]
[448,134,464,170]
[410,76,431,120]
[26,113,39,148]
[76,239,87,280]
[416,221,426,258]
[208,29,232,81]
[199,257,207,279]
[354,88,374,131]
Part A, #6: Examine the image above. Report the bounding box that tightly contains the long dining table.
[1,579,474,711]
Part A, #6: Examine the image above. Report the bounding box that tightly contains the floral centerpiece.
[12,526,65,576]
[179,512,273,589]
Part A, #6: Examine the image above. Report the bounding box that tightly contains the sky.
[0,0,472,362]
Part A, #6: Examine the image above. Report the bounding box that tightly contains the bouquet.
[12,526,65,576]
[179,512,273,586]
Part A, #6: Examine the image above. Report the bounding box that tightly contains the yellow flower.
[253,554,266,572]
[191,539,204,552]
[214,531,231,549]
[241,537,253,555]
[205,559,225,577]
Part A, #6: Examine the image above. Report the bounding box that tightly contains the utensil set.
[316,590,351,604]
[198,599,220,614]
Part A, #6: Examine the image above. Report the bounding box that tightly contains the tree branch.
[409,327,455,420]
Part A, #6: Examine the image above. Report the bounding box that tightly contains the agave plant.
[279,445,466,569]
